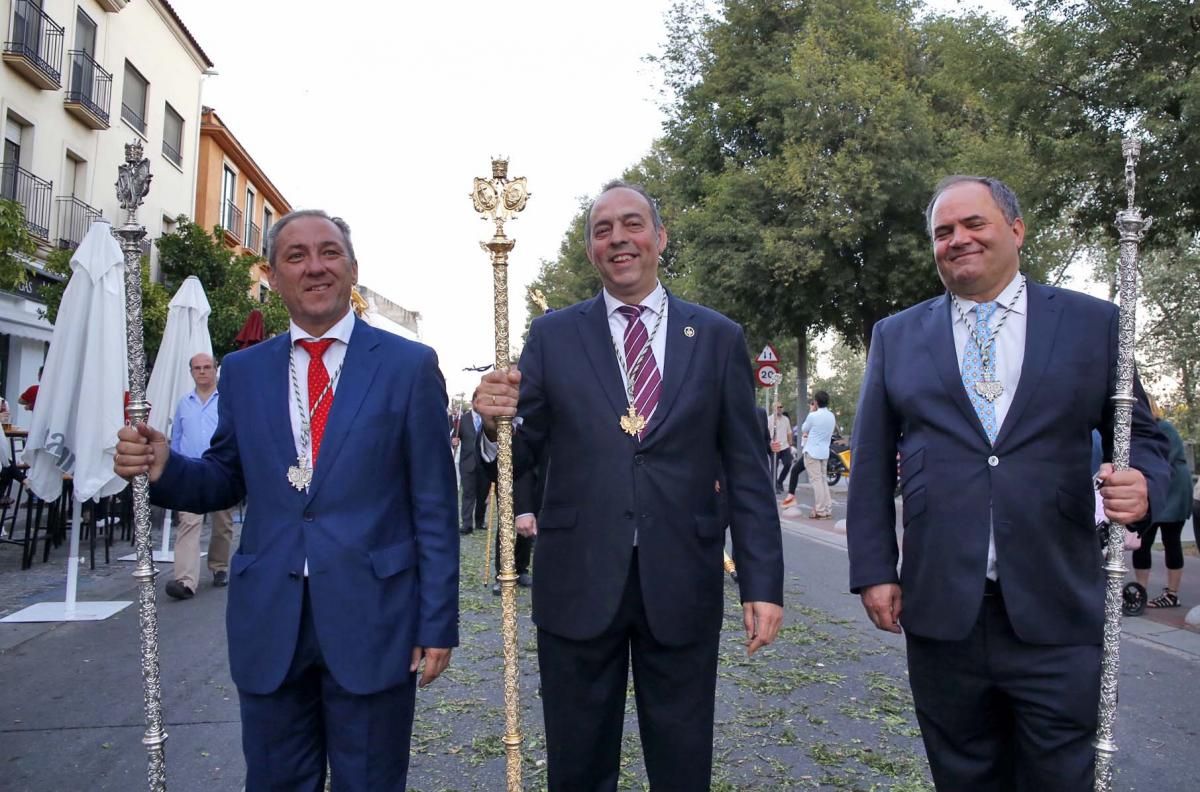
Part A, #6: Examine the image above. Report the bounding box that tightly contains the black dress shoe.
[517,573,532,588]
[459,528,474,535]
[212,571,228,587]
[165,580,194,600]
[492,582,501,596]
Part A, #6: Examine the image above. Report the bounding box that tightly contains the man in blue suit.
[847,176,1169,791]
[115,210,459,791]
[476,182,784,791]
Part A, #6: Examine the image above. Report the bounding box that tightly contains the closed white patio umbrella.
[134,276,213,562]
[2,220,132,622]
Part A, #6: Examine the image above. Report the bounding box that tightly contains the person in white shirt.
[785,391,835,517]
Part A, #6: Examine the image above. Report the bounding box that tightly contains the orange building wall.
[193,109,293,295]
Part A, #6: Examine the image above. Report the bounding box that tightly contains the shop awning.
[0,309,53,343]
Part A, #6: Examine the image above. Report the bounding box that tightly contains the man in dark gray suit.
[476,181,784,791]
[453,404,491,535]
[847,175,1169,791]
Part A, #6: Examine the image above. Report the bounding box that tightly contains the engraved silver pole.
[115,140,168,791]
[1094,137,1152,792]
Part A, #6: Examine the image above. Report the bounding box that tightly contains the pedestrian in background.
[768,402,793,494]
[1132,396,1193,608]
[164,352,234,600]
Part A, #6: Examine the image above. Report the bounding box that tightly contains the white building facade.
[0,0,210,425]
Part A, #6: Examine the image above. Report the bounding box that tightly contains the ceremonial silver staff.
[114,139,168,791]
[1094,137,1152,792]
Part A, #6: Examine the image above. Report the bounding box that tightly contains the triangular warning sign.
[755,345,779,364]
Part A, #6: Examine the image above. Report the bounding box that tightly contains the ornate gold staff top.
[471,157,529,792]
[1093,137,1152,792]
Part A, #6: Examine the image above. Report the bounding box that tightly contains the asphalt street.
[0,480,1195,790]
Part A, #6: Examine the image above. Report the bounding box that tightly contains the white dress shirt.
[950,272,1027,581]
[288,308,355,466]
[800,408,836,460]
[287,307,355,576]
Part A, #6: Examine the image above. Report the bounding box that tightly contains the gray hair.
[925,175,1022,236]
[584,180,664,250]
[264,209,356,265]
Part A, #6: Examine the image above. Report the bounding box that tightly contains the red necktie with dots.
[297,339,336,464]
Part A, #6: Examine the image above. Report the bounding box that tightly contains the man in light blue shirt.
[799,391,837,518]
[165,353,234,600]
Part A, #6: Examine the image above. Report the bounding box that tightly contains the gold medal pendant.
[620,404,646,437]
[287,457,313,491]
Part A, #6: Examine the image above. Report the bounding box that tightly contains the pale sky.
[169,0,1018,400]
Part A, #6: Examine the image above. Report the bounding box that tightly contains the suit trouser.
[537,552,720,792]
[905,590,1100,792]
[172,508,234,590]
[774,448,793,490]
[239,581,416,792]
[458,459,476,531]
[803,453,832,516]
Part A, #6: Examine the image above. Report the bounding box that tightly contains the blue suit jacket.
[151,319,459,695]
[514,292,784,646]
[847,281,1169,645]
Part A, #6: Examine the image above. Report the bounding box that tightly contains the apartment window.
[262,207,273,256]
[1,120,23,201]
[63,152,85,196]
[121,60,147,133]
[220,165,241,239]
[162,104,183,166]
[245,188,255,232]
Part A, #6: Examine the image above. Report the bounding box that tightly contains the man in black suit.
[453,404,492,535]
[476,181,784,791]
[847,176,1169,791]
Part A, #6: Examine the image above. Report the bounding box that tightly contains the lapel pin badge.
[683,326,695,338]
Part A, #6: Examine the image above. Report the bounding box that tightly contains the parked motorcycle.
[826,433,851,486]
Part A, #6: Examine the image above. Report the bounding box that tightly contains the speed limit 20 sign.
[755,364,780,388]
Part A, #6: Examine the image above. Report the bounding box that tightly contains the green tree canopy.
[40,247,171,365]
[40,217,291,363]
[0,199,35,290]
[653,0,1074,351]
[155,217,290,359]
[1013,0,1200,246]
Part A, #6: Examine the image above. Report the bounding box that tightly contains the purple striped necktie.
[617,304,662,439]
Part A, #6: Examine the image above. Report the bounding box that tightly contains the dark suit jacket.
[513,291,784,646]
[455,409,481,476]
[847,281,1169,645]
[151,319,460,695]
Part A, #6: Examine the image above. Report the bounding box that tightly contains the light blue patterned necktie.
[962,301,999,443]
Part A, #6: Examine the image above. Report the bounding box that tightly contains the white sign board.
[755,344,779,364]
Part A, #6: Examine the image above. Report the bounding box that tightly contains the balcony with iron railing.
[120,101,146,135]
[162,138,182,167]
[221,199,243,245]
[2,0,63,90]
[0,163,53,240]
[55,195,102,249]
[245,220,261,255]
[63,50,112,129]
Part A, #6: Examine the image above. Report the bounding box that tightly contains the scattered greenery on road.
[404,535,933,791]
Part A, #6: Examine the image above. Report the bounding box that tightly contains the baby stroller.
[1095,483,1149,616]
